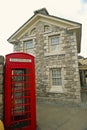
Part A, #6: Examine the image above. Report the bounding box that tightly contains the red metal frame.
[4,52,36,130]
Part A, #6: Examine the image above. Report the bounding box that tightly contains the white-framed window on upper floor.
[49,68,63,93]
[24,39,33,54]
[49,35,60,52]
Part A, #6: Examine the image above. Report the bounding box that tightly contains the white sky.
[0,0,87,57]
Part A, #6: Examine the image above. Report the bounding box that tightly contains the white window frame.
[49,35,60,52]
[49,68,63,93]
[24,39,33,53]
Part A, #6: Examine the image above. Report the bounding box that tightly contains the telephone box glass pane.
[11,69,32,126]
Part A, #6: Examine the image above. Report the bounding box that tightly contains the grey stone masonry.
[0,55,4,119]
[0,56,4,93]
[14,21,81,103]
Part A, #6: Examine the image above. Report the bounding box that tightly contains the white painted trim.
[49,86,63,93]
[8,13,81,43]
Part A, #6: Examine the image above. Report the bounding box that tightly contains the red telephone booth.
[4,52,36,130]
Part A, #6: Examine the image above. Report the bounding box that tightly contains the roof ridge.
[34,8,49,15]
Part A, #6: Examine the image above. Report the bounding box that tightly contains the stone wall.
[0,55,4,119]
[14,21,81,103]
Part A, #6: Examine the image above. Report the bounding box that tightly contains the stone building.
[78,56,87,102]
[0,55,4,119]
[8,8,82,102]
[79,56,87,88]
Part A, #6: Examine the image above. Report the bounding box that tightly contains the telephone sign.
[4,52,36,130]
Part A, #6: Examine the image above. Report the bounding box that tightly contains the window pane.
[24,40,34,54]
[52,78,62,86]
[51,37,59,45]
[49,35,60,51]
[52,69,61,77]
[26,40,33,48]
[52,68,62,86]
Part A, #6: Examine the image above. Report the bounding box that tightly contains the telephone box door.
[4,53,36,130]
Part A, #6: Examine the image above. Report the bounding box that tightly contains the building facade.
[78,56,87,102]
[79,56,87,88]
[0,55,4,119]
[8,8,82,102]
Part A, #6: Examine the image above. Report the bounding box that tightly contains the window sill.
[44,51,65,56]
[49,86,63,93]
